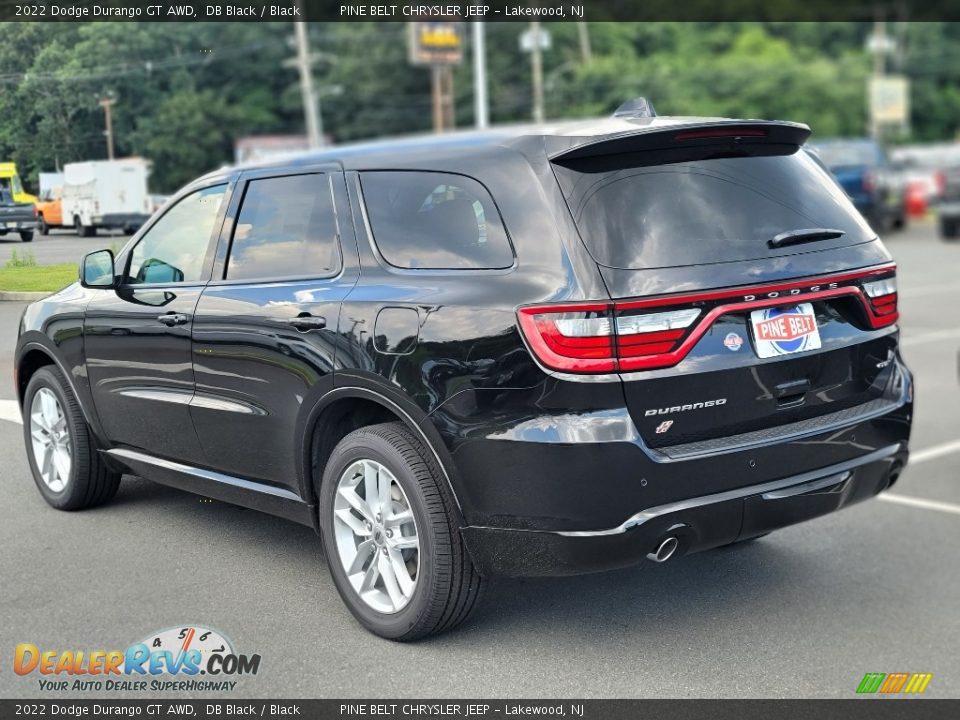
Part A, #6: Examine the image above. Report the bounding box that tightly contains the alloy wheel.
[332,459,420,614]
[29,388,72,493]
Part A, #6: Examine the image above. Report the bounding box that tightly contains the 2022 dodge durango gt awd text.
[16,106,913,640]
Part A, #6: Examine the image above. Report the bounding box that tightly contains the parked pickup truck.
[0,187,37,242]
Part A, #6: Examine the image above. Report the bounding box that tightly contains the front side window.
[360,171,513,270]
[225,174,341,280]
[127,184,226,285]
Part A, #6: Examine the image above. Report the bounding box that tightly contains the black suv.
[16,108,912,640]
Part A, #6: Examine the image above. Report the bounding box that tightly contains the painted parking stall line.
[878,493,960,517]
[909,439,960,464]
[0,399,22,425]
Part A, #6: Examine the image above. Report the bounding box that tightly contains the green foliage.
[5,249,37,268]
[0,21,957,196]
[0,262,75,292]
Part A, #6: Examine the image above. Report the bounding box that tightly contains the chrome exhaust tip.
[647,536,679,563]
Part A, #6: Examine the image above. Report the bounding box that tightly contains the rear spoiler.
[548,120,811,162]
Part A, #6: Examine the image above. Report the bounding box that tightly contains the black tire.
[318,421,485,641]
[892,213,906,231]
[20,231,33,242]
[940,217,960,240]
[37,215,48,236]
[75,216,96,238]
[22,366,120,511]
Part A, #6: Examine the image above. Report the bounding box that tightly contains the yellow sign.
[869,76,910,126]
[408,22,464,66]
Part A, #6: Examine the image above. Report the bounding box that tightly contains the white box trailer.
[61,158,152,236]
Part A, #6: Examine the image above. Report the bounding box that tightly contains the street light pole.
[98,96,115,160]
[293,21,322,148]
[530,21,544,123]
[473,21,489,129]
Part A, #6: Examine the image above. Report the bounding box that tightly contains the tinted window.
[554,150,875,270]
[226,174,341,280]
[360,171,513,270]
[127,185,225,284]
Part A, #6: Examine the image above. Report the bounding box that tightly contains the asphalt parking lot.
[0,221,957,699]
[0,228,129,267]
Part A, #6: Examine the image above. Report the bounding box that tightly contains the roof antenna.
[613,97,657,119]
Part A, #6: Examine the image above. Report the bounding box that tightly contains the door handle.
[288,314,326,332]
[157,313,190,327]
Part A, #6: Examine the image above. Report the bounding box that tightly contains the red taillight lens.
[517,305,699,373]
[863,170,875,194]
[862,276,898,325]
[934,171,946,197]
[517,304,616,373]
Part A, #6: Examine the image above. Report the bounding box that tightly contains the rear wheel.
[319,422,485,641]
[37,215,48,236]
[23,366,120,510]
[940,216,960,240]
[74,216,96,238]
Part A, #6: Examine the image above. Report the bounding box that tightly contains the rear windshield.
[554,148,875,270]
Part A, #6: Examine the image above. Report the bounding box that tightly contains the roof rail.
[612,97,657,119]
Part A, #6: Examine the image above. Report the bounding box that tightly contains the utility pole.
[576,22,592,65]
[473,21,489,129]
[293,21,322,148]
[98,96,115,160]
[869,15,887,140]
[530,21,544,123]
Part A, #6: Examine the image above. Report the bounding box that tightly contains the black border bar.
[4,0,960,22]
[1,699,957,720]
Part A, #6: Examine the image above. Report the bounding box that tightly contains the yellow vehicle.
[0,163,37,204]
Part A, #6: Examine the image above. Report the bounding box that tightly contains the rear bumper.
[91,213,149,229]
[462,443,907,577]
[0,219,37,231]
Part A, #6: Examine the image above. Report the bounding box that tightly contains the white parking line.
[878,493,960,516]
[0,399,22,425]
[900,283,960,299]
[910,439,960,464]
[900,328,960,347]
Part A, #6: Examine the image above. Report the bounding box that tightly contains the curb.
[0,291,50,301]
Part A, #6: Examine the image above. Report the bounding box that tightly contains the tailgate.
[550,127,903,453]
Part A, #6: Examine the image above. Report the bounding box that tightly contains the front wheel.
[23,366,120,510]
[37,215,48,236]
[319,422,485,641]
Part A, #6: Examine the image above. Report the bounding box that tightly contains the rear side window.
[226,174,340,280]
[554,149,875,270]
[360,171,513,270]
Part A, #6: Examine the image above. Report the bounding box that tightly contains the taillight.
[518,265,899,374]
[934,171,946,197]
[862,276,898,321]
[863,170,875,194]
[517,304,616,373]
[517,305,700,373]
[673,127,767,141]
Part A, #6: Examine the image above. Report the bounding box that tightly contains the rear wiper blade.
[768,228,845,249]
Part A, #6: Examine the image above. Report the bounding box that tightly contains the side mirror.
[79,249,116,289]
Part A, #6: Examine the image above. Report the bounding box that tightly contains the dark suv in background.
[16,104,913,640]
